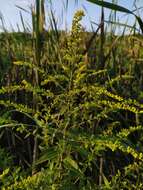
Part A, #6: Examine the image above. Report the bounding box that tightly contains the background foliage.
[0,0,143,189]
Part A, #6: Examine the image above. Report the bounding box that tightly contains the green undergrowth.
[0,1,143,189]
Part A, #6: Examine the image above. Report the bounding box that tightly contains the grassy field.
[0,0,143,189]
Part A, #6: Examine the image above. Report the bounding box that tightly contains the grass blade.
[87,0,143,33]
[87,0,133,14]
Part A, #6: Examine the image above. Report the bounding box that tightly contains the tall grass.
[0,0,143,189]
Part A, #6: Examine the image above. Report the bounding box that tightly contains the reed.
[0,0,143,189]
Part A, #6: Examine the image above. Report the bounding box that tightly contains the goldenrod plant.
[0,0,143,189]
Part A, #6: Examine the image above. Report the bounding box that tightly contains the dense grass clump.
[0,0,143,189]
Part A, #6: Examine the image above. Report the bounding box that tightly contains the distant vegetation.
[0,0,143,189]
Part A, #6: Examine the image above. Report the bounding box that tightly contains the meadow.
[0,0,143,189]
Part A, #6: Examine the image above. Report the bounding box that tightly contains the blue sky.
[0,0,142,32]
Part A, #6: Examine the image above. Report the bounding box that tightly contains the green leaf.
[64,156,82,175]
[135,16,143,34]
[103,174,111,189]
[87,0,133,14]
[87,0,143,34]
[0,168,10,179]
[35,148,59,165]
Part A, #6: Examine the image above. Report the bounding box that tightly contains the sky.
[0,0,142,32]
